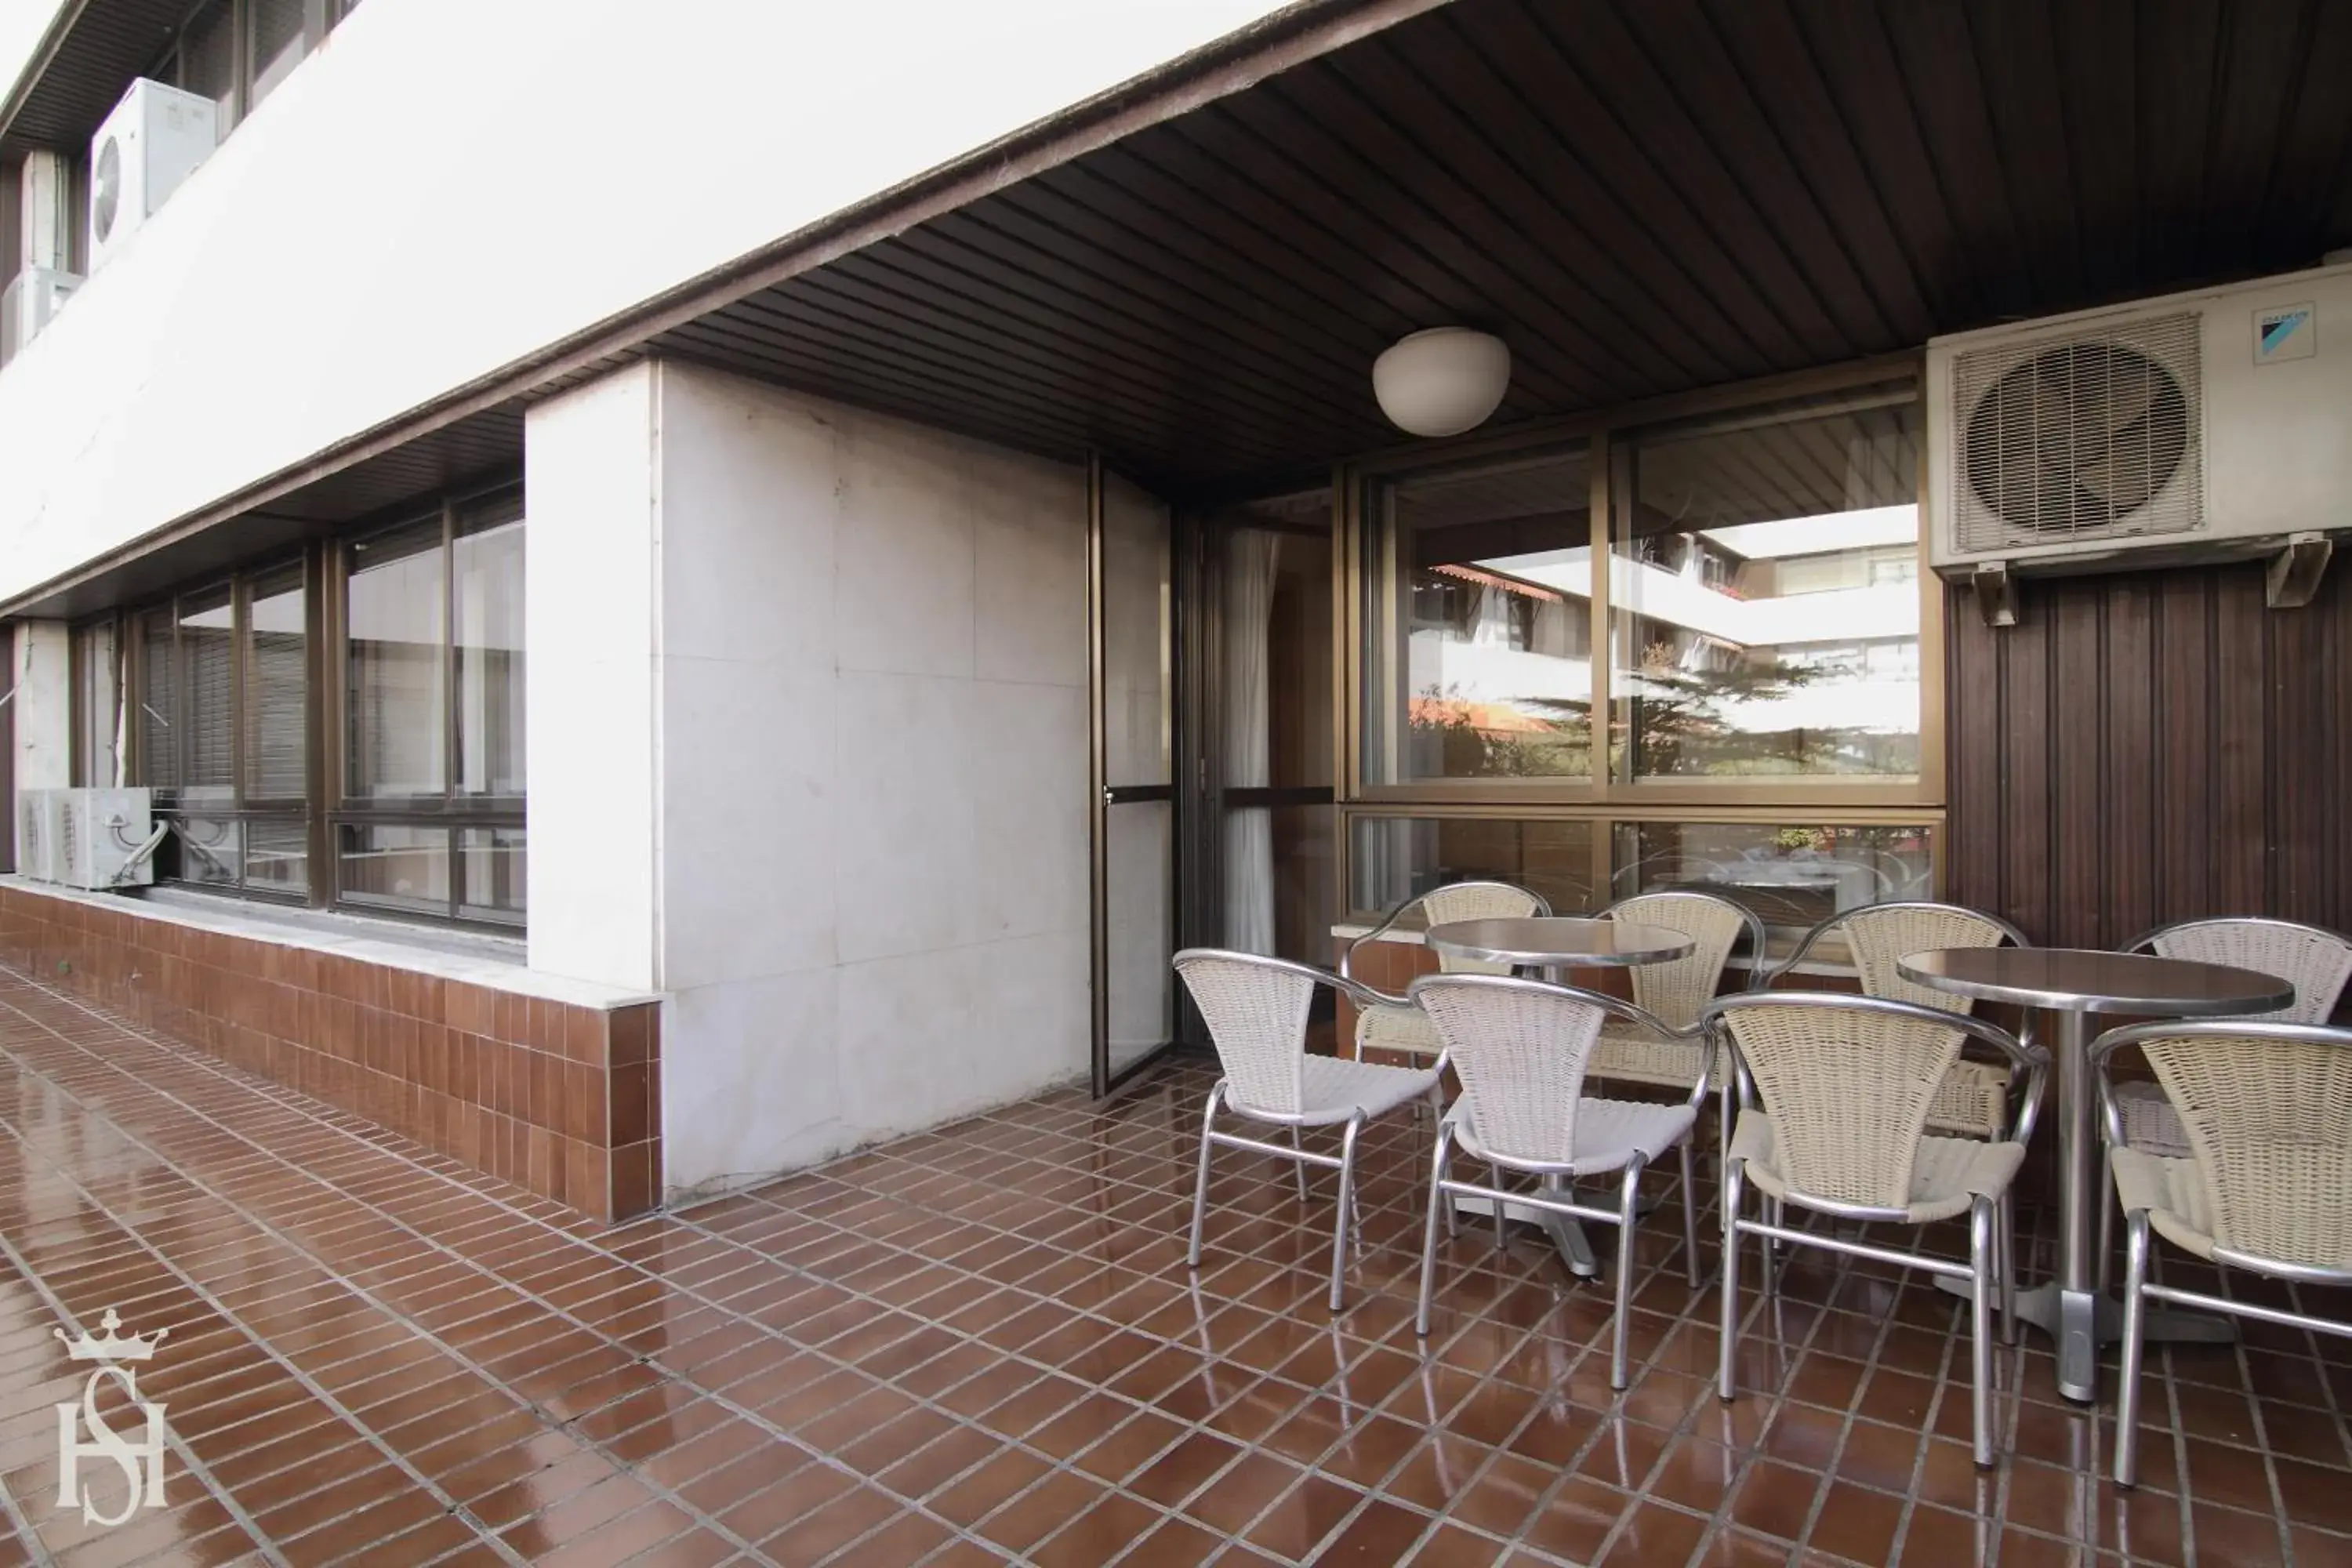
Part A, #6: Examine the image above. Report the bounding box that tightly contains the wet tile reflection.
[0,964,2343,1564]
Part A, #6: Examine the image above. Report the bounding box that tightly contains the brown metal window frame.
[111,551,317,906]
[1334,354,1950,924]
[326,480,526,932]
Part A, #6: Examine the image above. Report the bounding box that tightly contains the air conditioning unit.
[0,266,82,366]
[1928,262,2352,579]
[15,789,154,890]
[87,79,220,273]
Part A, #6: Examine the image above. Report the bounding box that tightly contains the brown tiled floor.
[0,963,2345,1566]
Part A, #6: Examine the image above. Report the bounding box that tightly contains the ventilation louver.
[1949,312,2203,554]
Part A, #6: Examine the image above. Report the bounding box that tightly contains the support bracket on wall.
[1970,561,2018,628]
[2264,532,2332,609]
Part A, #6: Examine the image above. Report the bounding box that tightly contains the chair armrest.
[1340,895,1420,983]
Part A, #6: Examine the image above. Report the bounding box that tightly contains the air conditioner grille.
[1951,312,2203,552]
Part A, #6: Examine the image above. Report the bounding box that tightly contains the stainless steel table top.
[1425,917,1695,968]
[1896,946,2294,1015]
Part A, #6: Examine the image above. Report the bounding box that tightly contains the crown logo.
[54,1310,168,1365]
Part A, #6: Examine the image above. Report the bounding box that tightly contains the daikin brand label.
[2254,303,2316,363]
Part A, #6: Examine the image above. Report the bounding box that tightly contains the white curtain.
[1222,529,1281,953]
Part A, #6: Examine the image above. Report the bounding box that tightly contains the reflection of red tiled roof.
[1409,697,1556,734]
[1430,561,1569,602]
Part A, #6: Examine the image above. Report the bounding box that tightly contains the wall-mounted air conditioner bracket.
[2264,532,2332,609]
[1970,561,2018,627]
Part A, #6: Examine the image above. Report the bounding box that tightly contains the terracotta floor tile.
[0,989,2329,1566]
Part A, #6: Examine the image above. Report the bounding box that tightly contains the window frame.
[113,551,317,906]
[326,481,526,931]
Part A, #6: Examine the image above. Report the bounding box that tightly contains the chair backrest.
[1707,993,1972,1211]
[1417,880,1549,976]
[2132,1024,2352,1269]
[1602,891,1759,1029]
[1820,902,2025,1014]
[2133,918,2352,1025]
[1410,974,1610,1166]
[1171,949,1315,1115]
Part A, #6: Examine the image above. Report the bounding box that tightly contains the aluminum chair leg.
[1678,1140,1701,1289]
[1328,1112,1365,1313]
[1287,1124,1309,1202]
[1610,1155,1646,1390]
[1414,1127,1455,1337]
[2097,1163,2115,1291]
[1189,1083,1225,1270]
[1718,1159,1744,1402]
[1998,1192,2019,1345]
[1493,1163,1509,1248]
[1759,1195,1779,1299]
[2114,1211,2152,1488]
[1969,1195,1996,1470]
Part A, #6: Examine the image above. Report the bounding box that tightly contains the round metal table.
[1896,946,2293,1403]
[1422,916,1696,1278]
[1424,916,1694,971]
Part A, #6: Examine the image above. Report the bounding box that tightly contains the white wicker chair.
[2095,1020,2352,1486]
[1581,891,1764,1145]
[1408,973,1702,1389]
[1706,992,2046,1468]
[1772,902,2034,1138]
[2096,918,2352,1287]
[1342,880,1549,1064]
[1174,949,1443,1312]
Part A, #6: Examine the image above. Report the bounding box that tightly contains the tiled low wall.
[0,883,661,1221]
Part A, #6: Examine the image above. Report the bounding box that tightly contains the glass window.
[137,608,180,795]
[345,521,446,801]
[245,818,308,896]
[460,826,527,924]
[338,823,452,917]
[1362,447,1595,785]
[248,0,309,108]
[178,585,237,804]
[1609,820,1936,936]
[1348,815,1601,919]
[1612,391,1923,781]
[452,502,525,799]
[245,563,307,800]
[181,1,238,124]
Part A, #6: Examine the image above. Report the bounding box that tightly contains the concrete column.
[11,620,71,791]
[521,359,1091,1201]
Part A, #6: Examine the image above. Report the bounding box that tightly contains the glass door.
[1090,460,1178,1094]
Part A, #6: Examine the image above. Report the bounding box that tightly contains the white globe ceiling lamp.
[1372,328,1511,438]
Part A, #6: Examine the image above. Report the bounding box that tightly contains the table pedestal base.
[1449,1193,1601,1277]
[1934,1278,2234,1400]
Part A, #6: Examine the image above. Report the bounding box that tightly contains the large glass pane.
[249,0,309,108]
[346,522,445,800]
[179,586,236,808]
[459,826,526,923]
[1106,802,1174,1074]
[1613,392,1923,780]
[245,818,308,896]
[339,823,452,916]
[1348,815,1600,920]
[1610,820,1936,939]
[1363,448,1595,785]
[73,620,119,788]
[1102,476,1169,789]
[246,563,307,801]
[453,503,525,798]
[136,609,179,794]
[181,1,238,123]
[172,817,241,889]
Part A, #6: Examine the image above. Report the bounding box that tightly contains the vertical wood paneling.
[1948,561,2352,945]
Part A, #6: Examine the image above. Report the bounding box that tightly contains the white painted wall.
[525,361,1091,1199]
[0,0,1295,604]
[8,619,67,791]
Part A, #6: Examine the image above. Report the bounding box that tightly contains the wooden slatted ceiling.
[639,0,2352,495]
